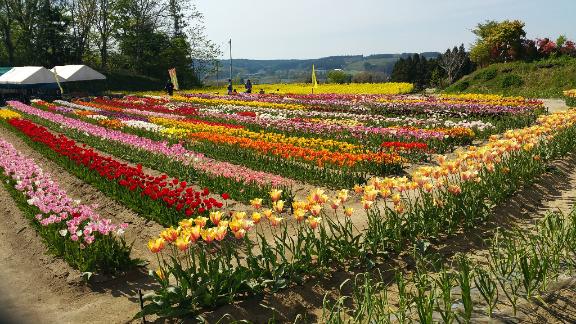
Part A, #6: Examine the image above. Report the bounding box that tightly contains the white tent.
[51,65,106,82]
[0,66,60,84]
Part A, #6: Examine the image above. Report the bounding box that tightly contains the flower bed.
[3,117,224,226]
[140,107,576,318]
[9,101,293,200]
[0,137,133,274]
[564,89,576,107]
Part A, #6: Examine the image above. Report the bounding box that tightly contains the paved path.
[541,98,569,113]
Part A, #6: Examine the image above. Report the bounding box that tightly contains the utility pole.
[229,39,233,83]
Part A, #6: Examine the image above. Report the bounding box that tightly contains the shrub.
[474,68,498,81]
[327,70,352,84]
[500,74,524,88]
[452,81,470,91]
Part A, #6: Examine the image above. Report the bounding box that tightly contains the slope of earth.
[445,56,576,98]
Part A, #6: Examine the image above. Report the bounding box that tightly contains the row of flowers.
[3,116,225,226]
[140,106,576,318]
[564,89,576,107]
[564,89,576,98]
[195,103,497,132]
[176,92,543,118]
[56,98,481,151]
[187,82,414,95]
[183,130,405,168]
[151,117,368,153]
[29,100,407,186]
[0,114,133,274]
[61,99,187,120]
[11,101,294,198]
[89,97,200,116]
[372,95,544,116]
[177,107,476,151]
[174,94,308,111]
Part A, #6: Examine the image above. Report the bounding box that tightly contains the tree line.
[391,20,575,89]
[0,0,220,87]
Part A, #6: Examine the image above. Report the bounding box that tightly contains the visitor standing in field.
[245,79,253,93]
[165,79,174,96]
[227,79,233,95]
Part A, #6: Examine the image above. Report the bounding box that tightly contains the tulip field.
[1,90,576,322]
[179,82,415,95]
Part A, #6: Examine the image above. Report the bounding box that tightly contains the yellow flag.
[311,65,318,88]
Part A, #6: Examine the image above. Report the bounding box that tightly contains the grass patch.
[445,56,576,98]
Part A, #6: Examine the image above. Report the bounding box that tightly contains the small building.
[51,65,107,96]
[0,66,61,104]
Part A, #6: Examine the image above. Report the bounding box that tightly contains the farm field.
[1,89,576,323]
[174,82,415,95]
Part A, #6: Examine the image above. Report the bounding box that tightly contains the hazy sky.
[194,0,576,60]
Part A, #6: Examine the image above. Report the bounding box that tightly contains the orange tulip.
[234,228,246,239]
[250,198,263,209]
[210,211,223,226]
[147,238,166,253]
[310,204,322,216]
[306,216,321,229]
[362,199,373,210]
[252,212,262,224]
[273,200,285,213]
[270,189,283,202]
[294,209,307,222]
[175,235,191,251]
[270,216,284,227]
[194,216,208,228]
[159,227,178,243]
[344,207,354,217]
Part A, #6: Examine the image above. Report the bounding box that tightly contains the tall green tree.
[470,20,526,66]
[0,0,16,64]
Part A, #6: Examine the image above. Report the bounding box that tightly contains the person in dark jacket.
[165,79,174,96]
[245,79,253,93]
[227,79,233,95]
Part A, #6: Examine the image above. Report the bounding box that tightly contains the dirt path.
[0,177,151,324]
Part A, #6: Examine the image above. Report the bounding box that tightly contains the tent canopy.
[0,67,12,77]
[51,65,106,82]
[0,66,60,85]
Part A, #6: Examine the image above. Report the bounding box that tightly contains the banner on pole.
[311,65,319,89]
[52,67,64,95]
[168,68,179,90]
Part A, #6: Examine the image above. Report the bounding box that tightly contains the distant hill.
[206,52,440,84]
[444,56,576,98]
